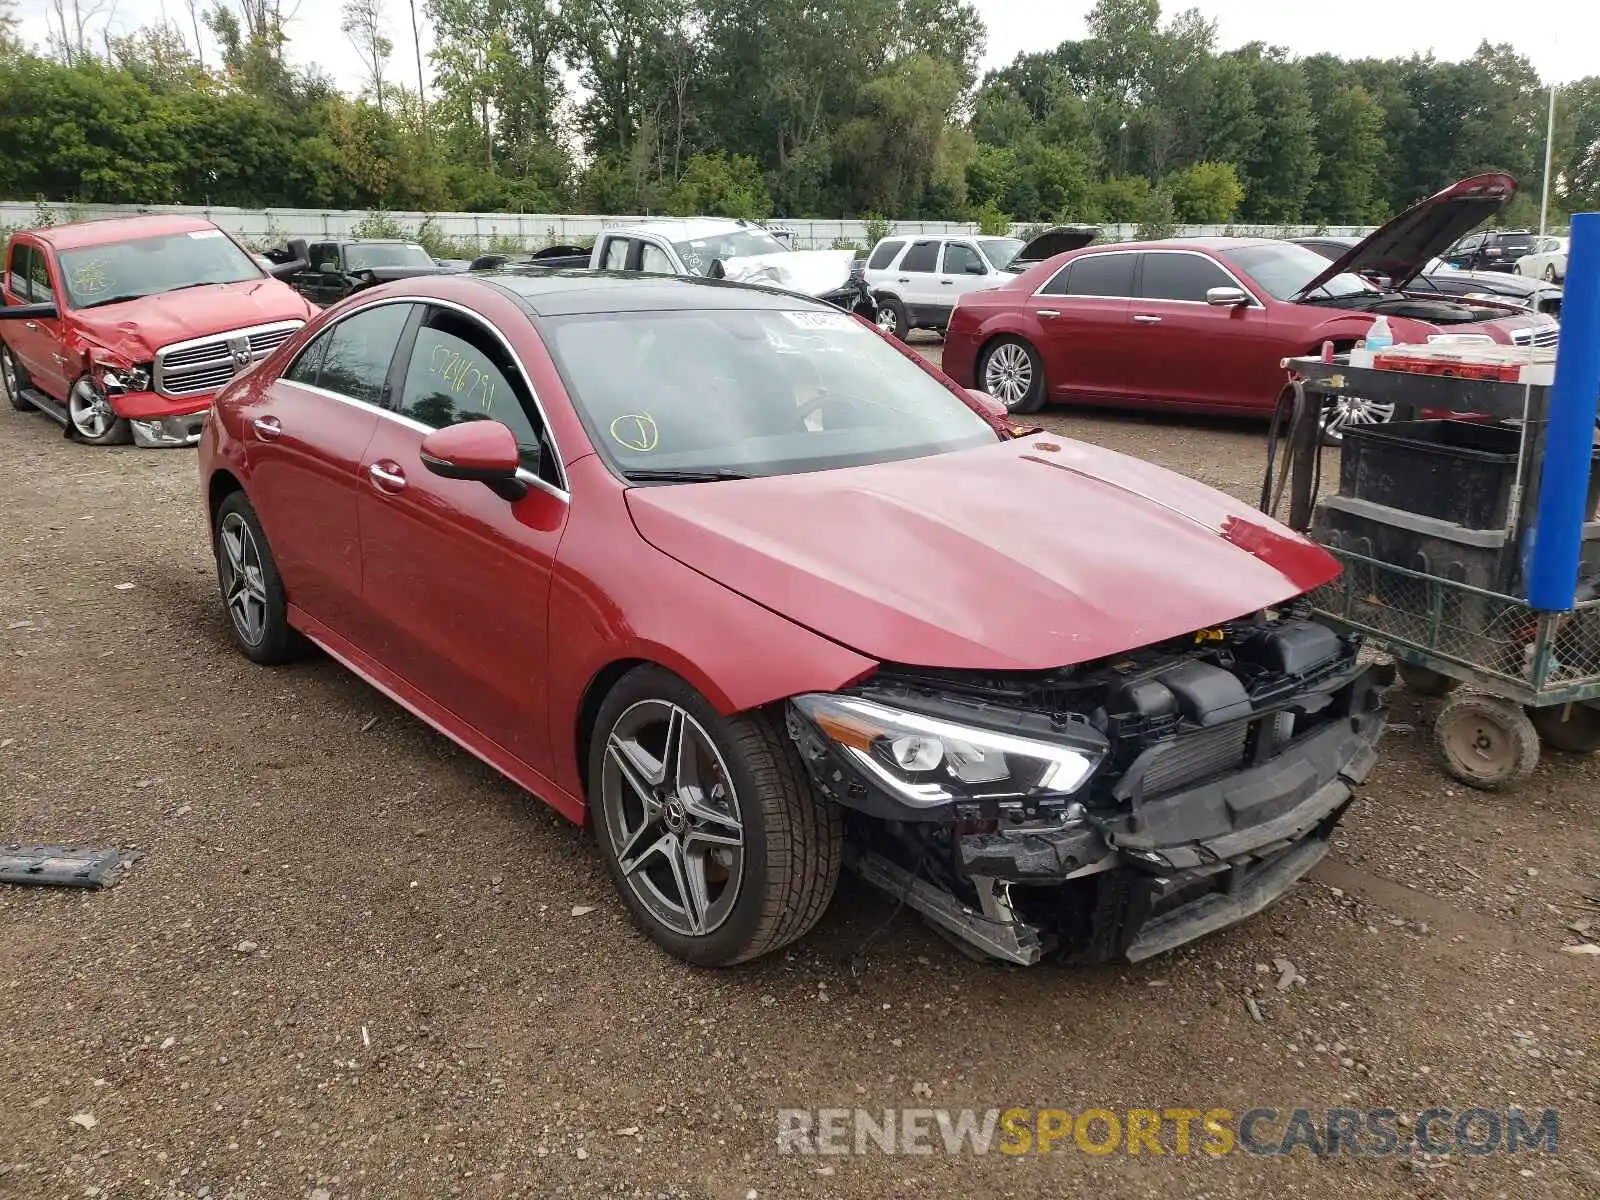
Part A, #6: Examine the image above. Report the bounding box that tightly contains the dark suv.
[1442,229,1537,273]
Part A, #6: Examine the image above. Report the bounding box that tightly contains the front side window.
[6,244,34,301]
[942,243,986,275]
[300,303,414,405]
[639,242,675,274]
[1138,252,1235,303]
[395,308,550,477]
[26,247,54,301]
[56,229,265,309]
[541,306,999,481]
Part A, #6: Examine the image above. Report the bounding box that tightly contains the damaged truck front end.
[787,603,1388,965]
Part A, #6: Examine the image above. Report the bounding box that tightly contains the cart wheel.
[1526,701,1600,754]
[1396,662,1460,697]
[1434,693,1540,790]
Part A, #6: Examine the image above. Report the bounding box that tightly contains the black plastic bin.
[1338,419,1600,532]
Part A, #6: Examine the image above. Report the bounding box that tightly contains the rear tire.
[1396,662,1461,697]
[978,337,1046,414]
[2,344,31,412]
[1527,701,1600,754]
[588,665,842,967]
[213,491,308,666]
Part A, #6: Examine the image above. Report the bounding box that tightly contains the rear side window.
[1041,253,1135,298]
[395,307,551,477]
[1138,253,1234,302]
[6,244,34,300]
[296,302,414,405]
[899,241,939,273]
[867,240,904,270]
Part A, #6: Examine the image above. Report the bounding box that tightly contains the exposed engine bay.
[1308,291,1512,324]
[788,601,1389,965]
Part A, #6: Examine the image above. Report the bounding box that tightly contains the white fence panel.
[0,200,1378,251]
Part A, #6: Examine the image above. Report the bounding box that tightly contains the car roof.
[31,213,223,251]
[604,217,766,241]
[481,269,835,316]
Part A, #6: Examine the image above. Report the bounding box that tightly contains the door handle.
[897,277,910,283]
[23,321,37,330]
[1036,309,1061,318]
[368,461,406,493]
[251,415,282,440]
[1133,314,1163,325]
[939,280,954,286]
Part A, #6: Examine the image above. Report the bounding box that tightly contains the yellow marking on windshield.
[610,413,659,452]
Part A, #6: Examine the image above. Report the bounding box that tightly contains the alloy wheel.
[983,342,1033,409]
[600,699,745,938]
[218,512,270,646]
[1319,394,1396,443]
[875,306,898,336]
[68,381,116,440]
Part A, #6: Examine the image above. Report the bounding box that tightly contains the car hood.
[1007,226,1102,272]
[1297,172,1517,299]
[624,436,1341,672]
[71,278,310,362]
[718,249,859,297]
[1426,263,1545,296]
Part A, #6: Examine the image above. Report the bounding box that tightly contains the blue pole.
[1527,211,1600,611]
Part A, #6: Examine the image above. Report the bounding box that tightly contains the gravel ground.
[2,348,1598,1198]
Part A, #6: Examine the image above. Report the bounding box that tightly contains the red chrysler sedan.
[199,271,1387,967]
[942,173,1557,440]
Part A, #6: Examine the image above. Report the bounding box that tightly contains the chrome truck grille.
[1510,324,1560,348]
[152,320,304,398]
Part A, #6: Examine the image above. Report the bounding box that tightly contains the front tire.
[589,665,842,966]
[1434,692,1540,790]
[2,344,31,412]
[67,378,131,445]
[979,336,1046,414]
[875,296,908,341]
[213,491,307,665]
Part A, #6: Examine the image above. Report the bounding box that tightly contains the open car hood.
[1007,226,1101,271]
[624,436,1340,672]
[718,249,857,297]
[1296,172,1517,299]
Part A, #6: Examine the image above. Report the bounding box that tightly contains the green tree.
[1306,84,1386,224]
[666,151,772,218]
[1235,48,1318,222]
[1165,160,1243,223]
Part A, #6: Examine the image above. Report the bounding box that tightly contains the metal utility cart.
[1266,214,1600,790]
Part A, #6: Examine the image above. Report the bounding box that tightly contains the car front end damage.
[97,364,209,447]
[787,602,1388,964]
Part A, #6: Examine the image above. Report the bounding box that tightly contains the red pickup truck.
[0,215,313,446]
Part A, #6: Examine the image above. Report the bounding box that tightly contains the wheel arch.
[207,468,245,529]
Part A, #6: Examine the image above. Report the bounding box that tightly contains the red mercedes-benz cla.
[198,271,1387,968]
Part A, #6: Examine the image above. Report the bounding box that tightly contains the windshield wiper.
[621,468,753,484]
[79,292,152,309]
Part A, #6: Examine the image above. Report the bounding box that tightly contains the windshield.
[1222,243,1375,302]
[977,238,1024,270]
[346,243,435,271]
[543,307,999,479]
[672,229,789,276]
[57,229,263,308]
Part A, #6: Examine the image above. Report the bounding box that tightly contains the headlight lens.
[1425,333,1496,346]
[791,693,1106,808]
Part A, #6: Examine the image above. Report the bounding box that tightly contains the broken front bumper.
[848,663,1387,966]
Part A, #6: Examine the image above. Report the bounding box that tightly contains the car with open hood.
[197,269,1388,968]
[1,215,313,446]
[941,174,1557,441]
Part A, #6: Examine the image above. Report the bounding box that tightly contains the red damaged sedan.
[198,271,1387,967]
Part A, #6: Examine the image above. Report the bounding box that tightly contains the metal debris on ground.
[0,845,138,889]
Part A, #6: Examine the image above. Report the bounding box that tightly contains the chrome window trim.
[276,292,570,500]
[1033,247,1267,307]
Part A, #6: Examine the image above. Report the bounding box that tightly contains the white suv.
[862,235,1024,339]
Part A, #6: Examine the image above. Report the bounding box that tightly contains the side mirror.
[965,387,1010,420]
[419,420,529,502]
[966,262,988,275]
[1205,286,1251,307]
[268,238,310,279]
[0,300,58,320]
[708,259,727,280]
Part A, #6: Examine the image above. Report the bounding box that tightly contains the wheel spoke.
[683,791,743,849]
[617,825,671,878]
[220,526,245,576]
[607,734,664,802]
[665,838,708,934]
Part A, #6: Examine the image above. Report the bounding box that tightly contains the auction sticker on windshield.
[781,310,854,330]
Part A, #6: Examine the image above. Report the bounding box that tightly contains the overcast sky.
[14,0,1590,91]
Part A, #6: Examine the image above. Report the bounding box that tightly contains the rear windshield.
[346,243,434,271]
[1495,234,1536,252]
[57,229,263,309]
[542,307,999,479]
